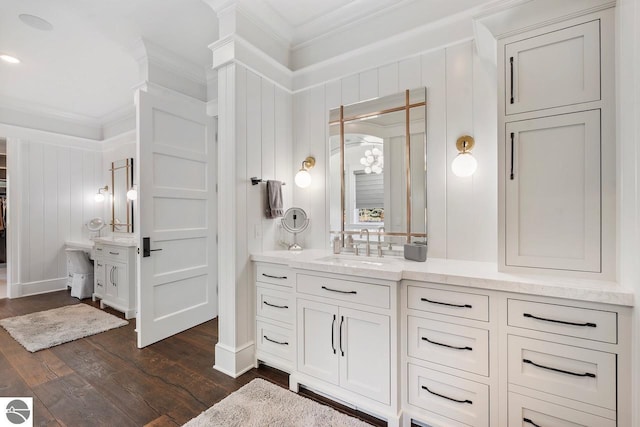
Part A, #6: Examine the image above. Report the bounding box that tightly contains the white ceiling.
[0,0,492,137]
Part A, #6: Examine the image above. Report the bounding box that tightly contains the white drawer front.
[408,316,489,376]
[256,320,294,362]
[508,335,616,410]
[508,299,617,343]
[509,392,616,427]
[256,286,294,325]
[95,244,129,263]
[408,364,489,427]
[256,264,292,287]
[407,285,488,321]
[297,274,389,309]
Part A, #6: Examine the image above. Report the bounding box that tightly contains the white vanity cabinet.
[498,8,615,279]
[93,242,137,319]
[292,271,400,425]
[402,282,495,427]
[255,263,295,372]
[503,296,629,426]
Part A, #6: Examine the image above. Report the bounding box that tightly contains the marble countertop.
[93,235,138,247]
[251,249,635,307]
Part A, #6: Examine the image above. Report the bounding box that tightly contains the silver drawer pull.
[263,301,288,309]
[421,336,472,351]
[523,313,596,328]
[322,286,357,295]
[421,385,472,404]
[109,251,120,255]
[523,418,541,427]
[263,335,288,346]
[523,359,596,378]
[421,297,471,308]
[262,273,287,280]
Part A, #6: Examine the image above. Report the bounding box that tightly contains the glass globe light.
[295,169,312,188]
[451,152,478,177]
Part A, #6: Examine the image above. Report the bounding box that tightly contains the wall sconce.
[94,185,109,202]
[451,135,477,177]
[126,185,138,201]
[294,156,315,188]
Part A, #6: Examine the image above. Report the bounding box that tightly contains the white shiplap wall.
[13,139,102,295]
[292,40,498,261]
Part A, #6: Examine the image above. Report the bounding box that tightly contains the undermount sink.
[316,254,402,267]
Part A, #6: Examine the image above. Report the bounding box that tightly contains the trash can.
[65,249,94,299]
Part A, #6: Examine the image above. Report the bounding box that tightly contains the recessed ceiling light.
[19,14,53,31]
[0,55,20,64]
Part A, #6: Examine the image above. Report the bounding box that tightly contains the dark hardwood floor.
[0,290,386,426]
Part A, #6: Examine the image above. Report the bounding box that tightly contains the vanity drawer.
[508,335,616,409]
[408,316,489,376]
[94,244,128,263]
[508,299,617,343]
[407,285,489,321]
[408,363,489,427]
[256,285,294,325]
[256,264,293,287]
[508,392,616,427]
[256,320,294,362]
[297,274,389,309]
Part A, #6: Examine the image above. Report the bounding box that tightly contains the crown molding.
[131,38,208,86]
[0,123,103,151]
[0,95,102,128]
[210,35,293,92]
[101,129,136,152]
[474,0,616,39]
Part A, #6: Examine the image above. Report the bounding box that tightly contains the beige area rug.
[184,378,372,427]
[0,303,128,352]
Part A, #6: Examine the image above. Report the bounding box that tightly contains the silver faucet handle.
[377,244,383,257]
[354,245,360,256]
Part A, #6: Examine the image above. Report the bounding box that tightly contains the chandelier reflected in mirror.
[360,146,384,174]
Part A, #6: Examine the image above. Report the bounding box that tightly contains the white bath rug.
[0,303,128,352]
[183,378,372,427]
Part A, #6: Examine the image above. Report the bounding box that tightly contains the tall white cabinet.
[498,9,615,278]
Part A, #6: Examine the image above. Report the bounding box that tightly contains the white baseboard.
[213,341,256,378]
[14,277,68,298]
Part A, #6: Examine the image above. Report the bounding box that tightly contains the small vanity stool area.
[251,250,634,427]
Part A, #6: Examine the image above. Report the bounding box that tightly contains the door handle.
[339,315,345,356]
[143,237,162,257]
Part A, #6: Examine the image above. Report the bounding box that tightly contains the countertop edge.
[251,251,635,307]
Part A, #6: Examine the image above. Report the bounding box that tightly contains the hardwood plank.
[0,326,74,387]
[144,415,179,427]
[33,373,137,427]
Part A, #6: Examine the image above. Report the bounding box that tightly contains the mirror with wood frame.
[111,158,134,233]
[329,88,426,249]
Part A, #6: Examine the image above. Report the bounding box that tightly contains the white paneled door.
[136,88,217,348]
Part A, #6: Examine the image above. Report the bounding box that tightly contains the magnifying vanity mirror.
[281,207,310,251]
[111,158,134,233]
[329,88,427,250]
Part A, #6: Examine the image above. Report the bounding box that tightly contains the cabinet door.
[339,307,390,404]
[505,20,600,114]
[106,262,128,304]
[94,260,105,298]
[297,299,339,385]
[505,110,601,272]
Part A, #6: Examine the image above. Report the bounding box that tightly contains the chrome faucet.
[360,229,370,257]
[377,226,385,257]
